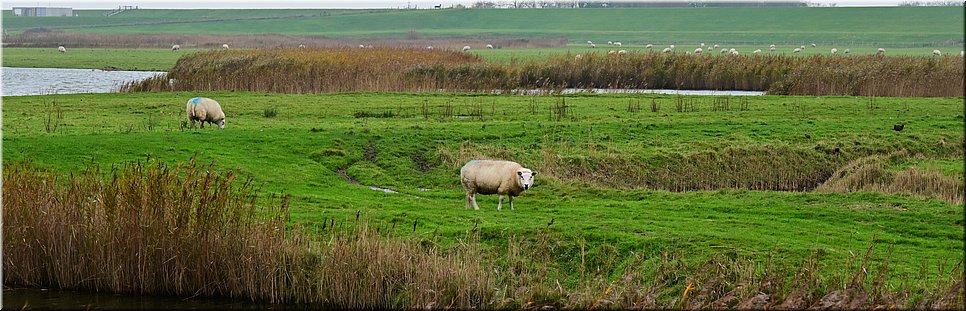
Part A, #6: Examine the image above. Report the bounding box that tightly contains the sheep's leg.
[465,192,472,209]
[498,195,504,210]
[471,194,481,210]
[508,195,514,210]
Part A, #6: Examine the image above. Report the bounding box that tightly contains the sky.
[1,0,910,9]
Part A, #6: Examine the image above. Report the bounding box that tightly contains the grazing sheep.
[587,40,593,44]
[932,49,942,56]
[460,160,536,210]
[731,49,739,56]
[172,44,181,51]
[222,44,230,49]
[618,49,627,54]
[298,44,306,48]
[769,44,776,49]
[729,48,737,53]
[700,42,705,47]
[359,44,365,48]
[57,45,66,53]
[426,46,434,50]
[753,49,761,54]
[486,44,494,49]
[844,48,850,54]
[831,48,838,54]
[185,97,226,129]
[608,50,617,55]
[811,43,817,47]
[645,44,653,49]
[770,47,776,52]
[876,48,885,55]
[462,45,471,52]
[669,44,675,49]
[607,41,613,45]
[662,47,672,53]
[713,44,720,49]
[793,48,802,53]
[800,45,806,50]
[694,47,703,54]
[590,43,596,48]
[614,41,622,47]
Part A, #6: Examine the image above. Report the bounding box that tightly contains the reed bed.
[124,49,963,97]
[5,160,961,309]
[124,48,487,93]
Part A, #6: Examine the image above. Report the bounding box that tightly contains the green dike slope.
[3,91,962,284]
[5,7,962,46]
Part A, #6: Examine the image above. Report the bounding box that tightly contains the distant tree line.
[470,1,807,8]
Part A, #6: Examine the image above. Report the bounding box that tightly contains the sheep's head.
[516,169,537,191]
[217,119,225,129]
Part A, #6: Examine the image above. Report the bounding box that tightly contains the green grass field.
[3,91,962,287]
[4,7,962,46]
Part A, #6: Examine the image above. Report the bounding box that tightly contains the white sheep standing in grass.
[932,49,942,56]
[222,44,230,49]
[186,97,226,129]
[731,49,739,56]
[298,44,306,48]
[831,48,838,54]
[460,160,536,210]
[607,41,613,45]
[590,43,596,48]
[720,48,728,54]
[462,45,471,52]
[753,49,761,54]
[769,44,776,49]
[618,49,627,54]
[844,48,850,54]
[486,44,494,49]
[669,44,675,49]
[713,44,720,49]
[694,47,703,54]
[876,48,885,55]
[172,44,181,51]
[608,50,617,55]
[793,48,802,53]
[645,44,653,49]
[587,40,593,44]
[811,43,817,47]
[57,45,66,53]
[769,47,776,52]
[614,41,622,47]
[427,46,434,50]
[662,47,672,53]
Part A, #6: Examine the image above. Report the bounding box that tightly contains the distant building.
[12,7,73,17]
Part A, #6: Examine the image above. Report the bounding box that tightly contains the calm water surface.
[1,67,164,96]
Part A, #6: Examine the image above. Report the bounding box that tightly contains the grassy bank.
[4,159,963,308]
[3,91,962,287]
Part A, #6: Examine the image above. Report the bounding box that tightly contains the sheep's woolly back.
[461,160,529,196]
[186,97,226,124]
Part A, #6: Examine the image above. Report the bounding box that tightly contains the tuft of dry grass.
[817,150,964,204]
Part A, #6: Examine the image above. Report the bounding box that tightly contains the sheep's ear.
[517,171,523,177]
[531,171,537,176]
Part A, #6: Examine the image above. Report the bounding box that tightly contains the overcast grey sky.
[1,0,909,9]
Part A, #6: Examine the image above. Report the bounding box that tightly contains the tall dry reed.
[817,150,964,204]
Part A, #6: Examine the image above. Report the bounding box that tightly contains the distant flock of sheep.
[50,42,963,58]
